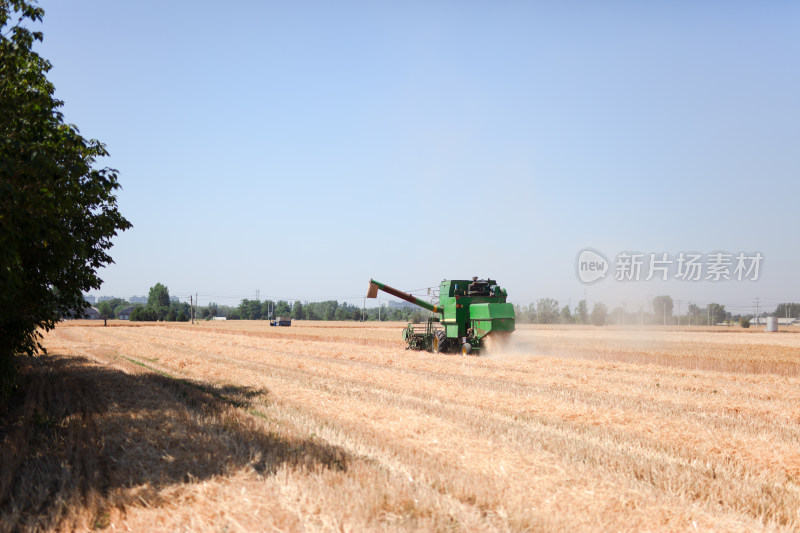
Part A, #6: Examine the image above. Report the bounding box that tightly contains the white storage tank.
[765,316,779,332]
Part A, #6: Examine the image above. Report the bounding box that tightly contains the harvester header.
[367,277,515,355]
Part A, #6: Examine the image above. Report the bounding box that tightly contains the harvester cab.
[367,277,515,355]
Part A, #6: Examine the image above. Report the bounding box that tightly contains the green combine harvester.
[367,277,515,355]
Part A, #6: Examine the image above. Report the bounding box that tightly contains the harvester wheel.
[432,330,447,353]
[461,343,472,355]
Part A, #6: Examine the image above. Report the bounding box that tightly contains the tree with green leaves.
[775,303,800,320]
[707,303,726,325]
[97,301,113,320]
[148,283,170,308]
[559,305,573,324]
[536,298,560,324]
[105,297,129,317]
[652,295,674,324]
[292,300,304,320]
[0,1,131,398]
[591,303,608,326]
[275,300,291,317]
[575,299,588,324]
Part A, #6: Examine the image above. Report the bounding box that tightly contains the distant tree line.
[514,299,607,326]
[102,284,800,327]
[120,283,430,323]
[512,295,788,326]
[222,298,429,323]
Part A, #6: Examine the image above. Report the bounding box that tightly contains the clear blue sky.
[35,1,799,314]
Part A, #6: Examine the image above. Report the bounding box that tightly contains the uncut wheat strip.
[507,340,800,377]
[196,320,405,331]
[513,328,800,349]
[75,328,792,528]
[48,326,520,530]
[511,337,800,360]
[164,324,403,350]
[509,328,800,366]
[75,326,800,481]
[191,321,403,342]
[159,323,406,352]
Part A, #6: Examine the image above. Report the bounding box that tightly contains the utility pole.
[190,295,193,324]
[755,297,760,326]
[676,299,682,327]
[195,292,198,323]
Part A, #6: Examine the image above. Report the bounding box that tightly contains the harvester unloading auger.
[367,278,515,355]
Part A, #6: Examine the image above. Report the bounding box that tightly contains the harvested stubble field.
[2,322,800,532]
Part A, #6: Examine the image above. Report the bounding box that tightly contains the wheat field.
[2,321,799,531]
